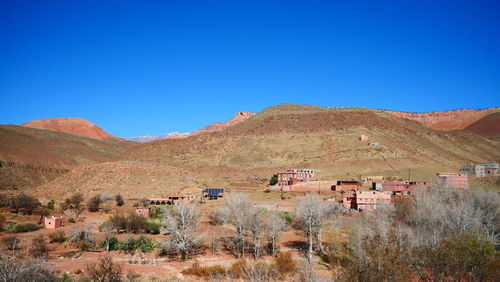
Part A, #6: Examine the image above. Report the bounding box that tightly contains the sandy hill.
[22,117,119,140]
[39,104,499,197]
[385,107,499,131]
[0,125,131,190]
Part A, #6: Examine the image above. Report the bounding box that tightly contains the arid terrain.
[1,104,499,281]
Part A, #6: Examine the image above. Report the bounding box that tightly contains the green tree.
[269,174,278,186]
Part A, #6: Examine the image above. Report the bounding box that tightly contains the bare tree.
[87,195,102,212]
[160,201,203,260]
[0,253,56,282]
[217,193,253,258]
[268,212,289,256]
[69,193,84,218]
[247,208,267,259]
[295,194,329,261]
[9,193,39,214]
[100,222,115,252]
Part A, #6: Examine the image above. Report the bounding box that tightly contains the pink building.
[277,169,315,186]
[353,191,391,211]
[333,180,359,191]
[44,216,63,229]
[135,207,151,218]
[342,197,354,209]
[359,135,369,141]
[437,173,468,189]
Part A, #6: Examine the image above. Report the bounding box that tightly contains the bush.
[12,223,40,233]
[1,236,20,251]
[136,236,157,253]
[115,194,124,206]
[28,236,49,259]
[48,230,66,243]
[85,256,123,282]
[273,252,296,275]
[117,237,136,254]
[229,259,247,278]
[87,195,102,212]
[70,227,95,251]
[4,222,16,232]
[67,217,76,224]
[146,218,162,234]
[279,211,293,224]
[269,174,278,186]
[0,253,56,281]
[99,237,119,251]
[181,261,226,278]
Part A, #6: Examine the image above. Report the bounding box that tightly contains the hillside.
[22,117,119,140]
[465,112,500,139]
[39,104,499,197]
[0,125,131,190]
[188,112,255,136]
[385,107,499,130]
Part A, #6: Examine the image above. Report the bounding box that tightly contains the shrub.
[0,214,5,231]
[126,215,147,233]
[13,223,40,233]
[87,195,102,212]
[273,252,296,275]
[181,261,226,278]
[4,222,16,232]
[229,259,247,278]
[70,227,96,251]
[135,236,157,253]
[115,194,124,206]
[67,217,76,224]
[146,218,162,234]
[279,211,293,224]
[48,230,66,243]
[28,236,49,259]
[85,256,123,282]
[117,236,137,254]
[1,236,20,251]
[0,253,56,281]
[99,237,119,251]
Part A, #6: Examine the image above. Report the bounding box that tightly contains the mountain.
[21,117,119,140]
[124,132,189,143]
[464,112,500,140]
[38,104,499,197]
[0,124,130,190]
[385,107,500,130]
[188,112,255,136]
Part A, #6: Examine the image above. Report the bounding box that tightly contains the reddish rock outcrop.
[21,117,117,140]
[189,112,255,136]
[385,107,499,130]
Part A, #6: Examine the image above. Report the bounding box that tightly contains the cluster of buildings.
[460,162,499,177]
[277,169,315,186]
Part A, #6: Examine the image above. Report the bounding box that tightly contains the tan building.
[353,191,391,211]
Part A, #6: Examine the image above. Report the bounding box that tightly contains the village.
[1,156,498,281]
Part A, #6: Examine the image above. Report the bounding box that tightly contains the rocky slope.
[124,132,188,143]
[188,112,255,136]
[22,117,119,140]
[385,107,499,130]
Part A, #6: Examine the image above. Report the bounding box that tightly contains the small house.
[135,207,151,217]
[359,135,369,141]
[44,216,63,229]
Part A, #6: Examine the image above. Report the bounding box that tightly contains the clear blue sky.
[1,0,499,137]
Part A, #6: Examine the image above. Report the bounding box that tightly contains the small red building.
[359,135,369,141]
[135,207,151,218]
[333,180,359,191]
[44,216,63,229]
